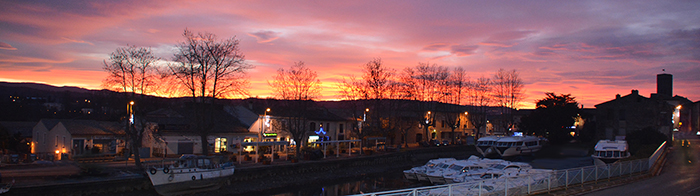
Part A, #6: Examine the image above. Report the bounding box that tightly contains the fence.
[355,142,667,196]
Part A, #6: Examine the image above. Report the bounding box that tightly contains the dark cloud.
[0,42,17,50]
[422,43,449,51]
[248,30,281,43]
[450,44,478,56]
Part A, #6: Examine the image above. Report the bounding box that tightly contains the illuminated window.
[214,138,227,153]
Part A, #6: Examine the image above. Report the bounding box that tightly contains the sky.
[1,0,699,109]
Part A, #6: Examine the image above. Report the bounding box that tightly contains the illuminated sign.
[263,133,277,137]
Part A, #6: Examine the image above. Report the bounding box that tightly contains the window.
[339,124,344,134]
[310,122,316,132]
[63,136,66,148]
[215,138,227,153]
[56,136,58,147]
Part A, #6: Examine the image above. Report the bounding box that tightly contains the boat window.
[448,165,462,171]
[516,142,523,146]
[492,164,506,170]
[606,151,613,158]
[614,151,620,157]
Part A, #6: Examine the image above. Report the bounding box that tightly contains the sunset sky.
[1,0,698,109]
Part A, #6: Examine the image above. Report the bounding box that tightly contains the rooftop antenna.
[662,69,665,72]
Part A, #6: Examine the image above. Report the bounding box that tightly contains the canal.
[240,167,430,196]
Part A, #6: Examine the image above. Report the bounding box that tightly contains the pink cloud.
[0,42,17,50]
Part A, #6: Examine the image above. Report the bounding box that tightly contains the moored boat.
[592,140,630,164]
[476,135,544,157]
[147,154,235,196]
[403,158,456,180]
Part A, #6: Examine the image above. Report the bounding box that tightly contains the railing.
[355,159,650,196]
[354,140,673,196]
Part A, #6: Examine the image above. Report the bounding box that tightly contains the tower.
[657,73,672,98]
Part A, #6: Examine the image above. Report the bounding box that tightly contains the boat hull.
[147,166,234,196]
[403,171,417,180]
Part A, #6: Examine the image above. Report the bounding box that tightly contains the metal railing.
[354,141,669,196]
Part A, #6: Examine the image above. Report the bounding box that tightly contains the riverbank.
[4,145,477,196]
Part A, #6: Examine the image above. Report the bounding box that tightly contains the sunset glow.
[1,1,699,108]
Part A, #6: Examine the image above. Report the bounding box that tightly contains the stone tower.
[657,73,672,98]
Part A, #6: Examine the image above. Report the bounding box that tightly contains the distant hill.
[0,81,97,95]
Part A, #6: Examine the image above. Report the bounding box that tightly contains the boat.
[403,158,456,180]
[147,154,235,196]
[476,135,544,157]
[449,160,534,184]
[426,156,488,184]
[416,161,454,182]
[0,179,14,194]
[592,140,631,164]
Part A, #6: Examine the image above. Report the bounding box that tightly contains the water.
[247,168,431,196]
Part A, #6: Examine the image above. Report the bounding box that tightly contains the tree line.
[102,29,525,164]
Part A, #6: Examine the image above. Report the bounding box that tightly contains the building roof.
[38,119,125,136]
[59,120,124,135]
[147,107,249,134]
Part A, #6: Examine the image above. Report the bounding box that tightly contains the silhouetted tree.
[269,61,321,159]
[169,29,252,155]
[521,92,580,144]
[493,68,524,136]
[102,45,159,168]
[467,76,492,139]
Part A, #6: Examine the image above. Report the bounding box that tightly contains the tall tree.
[169,29,252,155]
[338,58,400,149]
[400,62,449,141]
[466,76,492,139]
[268,61,321,159]
[520,92,580,144]
[102,45,159,169]
[492,69,524,136]
[440,67,468,144]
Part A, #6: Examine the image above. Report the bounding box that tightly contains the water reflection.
[263,169,430,196]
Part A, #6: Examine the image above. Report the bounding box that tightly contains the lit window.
[214,138,227,153]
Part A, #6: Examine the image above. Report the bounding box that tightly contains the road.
[585,132,700,196]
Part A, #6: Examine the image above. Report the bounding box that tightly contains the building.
[146,106,250,157]
[595,73,693,141]
[31,119,125,160]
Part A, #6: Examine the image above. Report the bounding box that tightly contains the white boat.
[147,155,235,196]
[450,161,534,183]
[476,135,544,157]
[416,161,454,182]
[403,158,456,180]
[0,179,14,194]
[592,140,631,164]
[427,156,488,184]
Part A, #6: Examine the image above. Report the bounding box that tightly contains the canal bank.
[5,145,477,196]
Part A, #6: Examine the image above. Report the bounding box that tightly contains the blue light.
[315,127,326,135]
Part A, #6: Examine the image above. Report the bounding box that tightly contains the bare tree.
[467,76,492,139]
[400,62,449,142]
[169,29,252,155]
[268,61,321,159]
[338,58,400,149]
[102,45,159,169]
[439,67,469,144]
[493,69,524,136]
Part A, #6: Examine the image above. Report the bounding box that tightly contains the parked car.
[441,140,449,146]
[429,140,441,147]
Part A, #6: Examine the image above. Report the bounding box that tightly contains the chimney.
[616,94,621,99]
[657,73,672,97]
[631,89,639,95]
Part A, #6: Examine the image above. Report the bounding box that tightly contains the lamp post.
[126,101,134,167]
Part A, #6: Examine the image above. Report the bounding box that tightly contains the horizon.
[1,1,699,109]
